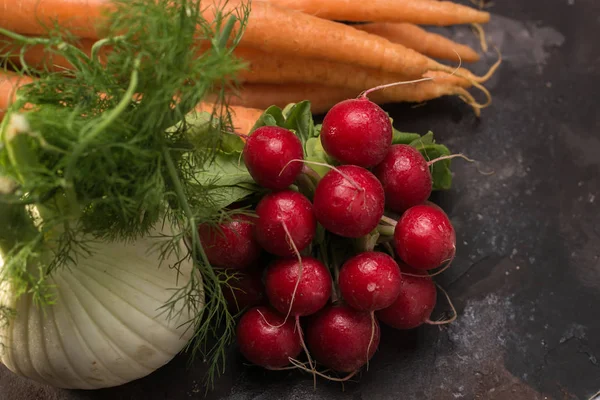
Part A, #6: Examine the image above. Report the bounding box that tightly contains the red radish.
[338,251,402,311]
[373,144,432,213]
[376,266,437,330]
[198,214,261,269]
[236,306,302,368]
[254,190,316,257]
[313,165,385,238]
[265,256,332,317]
[243,126,304,190]
[320,98,392,167]
[393,204,456,270]
[306,304,380,372]
[222,269,266,314]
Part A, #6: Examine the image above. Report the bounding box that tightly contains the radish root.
[359,76,435,99]
[295,316,317,388]
[366,311,377,372]
[426,153,476,167]
[402,245,456,278]
[288,358,359,382]
[265,363,309,371]
[426,152,495,176]
[281,221,304,322]
[301,164,322,182]
[425,283,457,326]
[257,221,304,329]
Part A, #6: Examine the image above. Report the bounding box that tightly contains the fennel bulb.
[0,228,201,389]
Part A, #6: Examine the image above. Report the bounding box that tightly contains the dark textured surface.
[2,0,600,399]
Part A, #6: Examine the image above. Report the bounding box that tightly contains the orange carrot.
[0,70,33,119]
[3,35,474,94]
[224,82,480,115]
[353,23,480,63]
[223,83,354,115]
[235,47,473,90]
[217,1,490,82]
[196,102,264,135]
[0,0,491,82]
[0,0,107,38]
[266,0,490,25]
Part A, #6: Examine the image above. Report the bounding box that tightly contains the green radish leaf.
[282,103,296,118]
[249,105,285,133]
[283,101,314,149]
[193,151,260,210]
[196,151,254,187]
[411,140,453,191]
[203,185,257,213]
[313,124,322,138]
[305,137,332,177]
[248,102,315,153]
[409,131,435,147]
[392,128,421,145]
[220,132,245,154]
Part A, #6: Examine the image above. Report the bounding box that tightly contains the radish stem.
[376,224,395,237]
[380,215,398,226]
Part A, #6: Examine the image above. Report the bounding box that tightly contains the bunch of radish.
[198,96,459,381]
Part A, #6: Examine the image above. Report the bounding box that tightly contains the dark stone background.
[1,0,599,398]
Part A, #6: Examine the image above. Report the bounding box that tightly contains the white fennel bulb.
[0,229,202,390]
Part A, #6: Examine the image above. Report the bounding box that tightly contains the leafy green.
[282,101,314,146]
[250,101,314,153]
[392,128,421,145]
[249,105,285,132]
[193,151,259,212]
[409,132,453,191]
[305,137,331,177]
[389,122,454,190]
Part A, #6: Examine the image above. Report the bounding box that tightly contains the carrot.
[196,102,264,135]
[5,38,485,115]
[223,83,354,115]
[217,1,494,83]
[353,23,480,63]
[266,0,491,26]
[222,1,488,81]
[0,0,106,38]
[0,0,494,83]
[0,70,33,119]
[3,35,474,94]
[223,82,481,115]
[235,47,473,90]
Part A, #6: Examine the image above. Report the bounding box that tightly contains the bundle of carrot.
[0,0,497,125]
